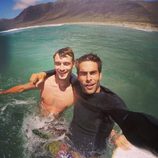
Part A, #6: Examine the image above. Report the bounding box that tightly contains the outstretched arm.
[0,82,36,95]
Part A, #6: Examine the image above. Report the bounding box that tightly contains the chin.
[59,76,67,80]
[84,89,95,94]
[60,74,70,80]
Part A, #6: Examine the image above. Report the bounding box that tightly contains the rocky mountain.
[0,0,158,31]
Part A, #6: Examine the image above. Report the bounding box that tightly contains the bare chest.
[40,81,74,108]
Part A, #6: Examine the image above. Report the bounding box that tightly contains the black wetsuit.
[68,80,127,157]
[46,71,158,156]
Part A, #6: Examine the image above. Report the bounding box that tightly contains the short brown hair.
[53,47,74,61]
[76,53,102,74]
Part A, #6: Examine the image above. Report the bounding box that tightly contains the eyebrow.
[79,70,98,74]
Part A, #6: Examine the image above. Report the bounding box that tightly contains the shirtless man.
[0,47,75,117]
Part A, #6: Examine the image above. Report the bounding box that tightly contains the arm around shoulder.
[29,70,56,85]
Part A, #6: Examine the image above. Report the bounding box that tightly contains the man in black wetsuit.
[66,53,127,157]
[70,53,158,157]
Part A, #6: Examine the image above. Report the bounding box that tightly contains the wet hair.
[76,53,102,74]
[53,47,74,61]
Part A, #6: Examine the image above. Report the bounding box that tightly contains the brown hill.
[0,0,158,31]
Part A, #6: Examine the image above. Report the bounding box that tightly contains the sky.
[0,0,56,19]
[0,0,158,19]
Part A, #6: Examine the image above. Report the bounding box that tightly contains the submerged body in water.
[22,113,68,158]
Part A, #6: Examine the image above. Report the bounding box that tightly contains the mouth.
[58,71,67,76]
[85,83,95,90]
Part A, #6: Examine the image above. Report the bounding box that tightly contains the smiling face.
[54,53,74,80]
[77,61,102,94]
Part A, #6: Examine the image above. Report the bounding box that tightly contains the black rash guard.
[68,80,127,156]
[45,70,158,156]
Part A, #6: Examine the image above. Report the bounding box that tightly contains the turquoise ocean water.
[0,24,158,158]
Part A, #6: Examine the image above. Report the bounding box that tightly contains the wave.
[0,23,64,34]
[1,22,157,35]
[11,98,37,105]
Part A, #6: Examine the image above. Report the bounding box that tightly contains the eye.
[90,71,97,75]
[79,71,87,76]
[55,62,61,66]
[64,62,71,66]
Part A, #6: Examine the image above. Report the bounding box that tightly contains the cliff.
[0,0,158,31]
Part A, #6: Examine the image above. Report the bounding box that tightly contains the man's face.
[54,54,74,80]
[77,61,102,94]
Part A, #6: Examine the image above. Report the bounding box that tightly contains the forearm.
[0,82,36,95]
[0,86,24,94]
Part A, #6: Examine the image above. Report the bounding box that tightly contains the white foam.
[0,23,64,34]
[11,98,36,105]
[0,105,8,114]
[112,145,157,158]
[21,113,68,158]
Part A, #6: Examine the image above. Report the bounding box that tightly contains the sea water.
[0,24,158,158]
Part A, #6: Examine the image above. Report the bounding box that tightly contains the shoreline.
[0,21,158,33]
[65,22,158,32]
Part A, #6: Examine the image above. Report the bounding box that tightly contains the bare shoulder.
[43,75,56,85]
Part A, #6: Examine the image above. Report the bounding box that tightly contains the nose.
[59,64,65,71]
[86,73,92,82]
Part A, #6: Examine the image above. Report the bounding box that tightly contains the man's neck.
[55,75,71,91]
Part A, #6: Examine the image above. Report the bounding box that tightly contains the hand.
[29,72,47,87]
[114,134,131,150]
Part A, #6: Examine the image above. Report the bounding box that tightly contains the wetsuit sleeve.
[108,109,158,155]
[101,88,158,155]
[70,73,77,84]
[44,70,56,77]
[101,92,127,112]
[99,86,127,111]
[110,94,127,110]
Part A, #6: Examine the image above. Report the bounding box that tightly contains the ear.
[99,73,102,80]
[72,61,75,68]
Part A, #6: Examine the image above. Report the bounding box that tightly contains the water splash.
[11,98,37,105]
[21,113,68,158]
[0,105,8,114]
[112,145,157,158]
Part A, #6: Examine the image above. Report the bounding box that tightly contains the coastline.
[64,22,158,32]
[0,21,158,33]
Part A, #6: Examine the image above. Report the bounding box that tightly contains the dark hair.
[76,53,102,74]
[53,47,74,61]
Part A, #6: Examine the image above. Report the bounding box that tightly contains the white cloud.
[13,0,54,10]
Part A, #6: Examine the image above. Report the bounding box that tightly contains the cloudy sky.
[0,0,56,19]
[0,0,158,19]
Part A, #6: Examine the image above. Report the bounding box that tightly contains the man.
[67,54,129,157]
[0,47,76,157]
[0,47,75,117]
[31,53,131,157]
[66,53,158,157]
